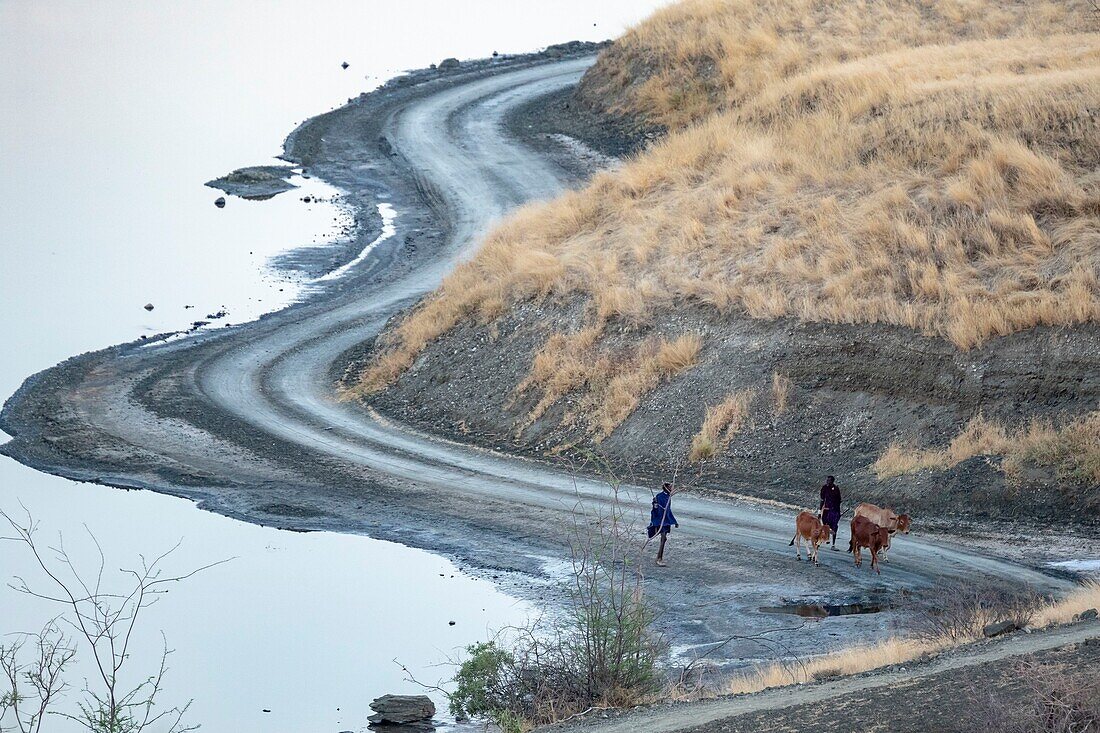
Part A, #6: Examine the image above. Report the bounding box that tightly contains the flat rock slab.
[369,694,436,725]
[983,620,1020,638]
[205,164,297,200]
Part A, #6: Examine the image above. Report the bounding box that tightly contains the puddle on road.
[759,601,885,619]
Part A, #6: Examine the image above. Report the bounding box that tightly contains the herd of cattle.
[789,503,912,573]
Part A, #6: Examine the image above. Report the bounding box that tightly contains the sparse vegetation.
[353,0,1099,441]
[980,659,1100,733]
[723,580,1100,698]
[448,475,662,730]
[873,411,1100,488]
[512,332,702,439]
[0,510,214,733]
[909,579,1045,644]
[689,389,755,461]
[771,372,791,416]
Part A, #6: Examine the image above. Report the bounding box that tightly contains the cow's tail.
[788,534,796,547]
[847,537,853,553]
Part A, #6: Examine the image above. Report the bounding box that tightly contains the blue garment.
[648,490,677,537]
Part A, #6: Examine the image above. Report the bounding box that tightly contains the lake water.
[0,2,664,730]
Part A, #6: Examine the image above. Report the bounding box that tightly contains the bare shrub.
[979,660,1100,733]
[909,579,1045,644]
[448,473,663,729]
[1,510,222,733]
[690,389,755,461]
[0,623,75,733]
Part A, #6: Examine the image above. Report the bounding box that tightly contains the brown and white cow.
[848,515,889,574]
[789,511,832,565]
[854,503,911,562]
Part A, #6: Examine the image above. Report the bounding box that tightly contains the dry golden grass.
[725,581,1100,697]
[725,636,942,696]
[874,411,1100,485]
[1033,580,1100,627]
[513,331,702,439]
[587,0,1098,131]
[352,0,1099,438]
[771,372,791,416]
[689,388,755,461]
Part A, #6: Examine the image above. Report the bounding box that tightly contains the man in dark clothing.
[648,482,678,567]
[819,475,842,551]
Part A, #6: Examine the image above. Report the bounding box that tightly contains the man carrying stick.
[647,482,679,567]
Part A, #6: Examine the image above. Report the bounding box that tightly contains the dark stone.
[341,61,349,69]
[983,620,1020,638]
[214,196,226,208]
[1080,608,1098,621]
[143,303,154,311]
[368,695,435,725]
[438,57,460,70]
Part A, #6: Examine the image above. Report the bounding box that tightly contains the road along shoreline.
[0,46,1084,668]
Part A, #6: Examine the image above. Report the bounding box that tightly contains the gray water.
[0,2,664,730]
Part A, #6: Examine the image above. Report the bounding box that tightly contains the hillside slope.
[351,0,1100,522]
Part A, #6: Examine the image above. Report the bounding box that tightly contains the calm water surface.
[0,2,664,730]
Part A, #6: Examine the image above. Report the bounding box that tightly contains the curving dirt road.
[0,52,1079,666]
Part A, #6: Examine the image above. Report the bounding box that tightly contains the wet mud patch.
[760,598,887,619]
[259,502,326,519]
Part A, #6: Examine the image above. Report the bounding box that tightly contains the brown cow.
[848,515,889,574]
[789,511,832,565]
[854,503,912,562]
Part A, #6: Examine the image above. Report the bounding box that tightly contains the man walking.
[648,482,678,567]
[819,475,842,551]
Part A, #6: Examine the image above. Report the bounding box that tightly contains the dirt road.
[0,51,1079,665]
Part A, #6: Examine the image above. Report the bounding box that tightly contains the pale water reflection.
[0,468,529,731]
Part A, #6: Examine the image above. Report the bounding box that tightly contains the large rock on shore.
[368,694,436,726]
[205,165,297,201]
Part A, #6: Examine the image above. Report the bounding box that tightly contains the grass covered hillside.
[351,0,1100,518]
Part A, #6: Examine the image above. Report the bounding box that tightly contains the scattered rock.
[143,303,154,311]
[438,57,460,70]
[1079,608,1098,621]
[207,165,297,200]
[983,620,1020,638]
[448,620,456,626]
[214,196,226,208]
[341,61,349,69]
[368,695,435,726]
